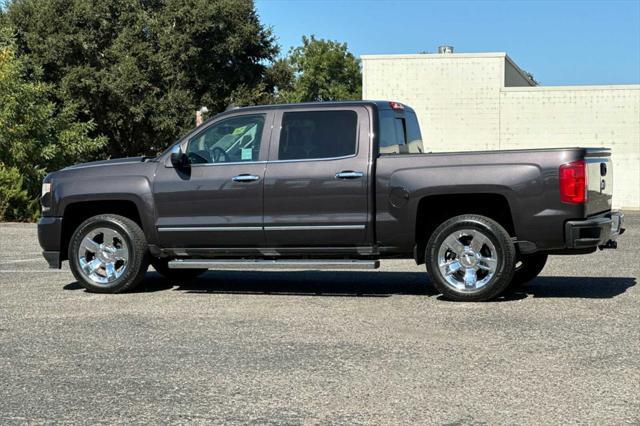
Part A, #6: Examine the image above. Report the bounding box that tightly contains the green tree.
[277,35,361,103]
[3,0,277,157]
[0,33,106,220]
[229,58,294,106]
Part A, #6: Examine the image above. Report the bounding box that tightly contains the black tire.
[425,214,516,302]
[68,214,149,293]
[150,258,207,281]
[510,253,548,288]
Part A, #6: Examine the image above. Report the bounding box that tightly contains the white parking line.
[0,258,44,264]
[0,270,67,273]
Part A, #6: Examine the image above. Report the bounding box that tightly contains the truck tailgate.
[585,148,613,216]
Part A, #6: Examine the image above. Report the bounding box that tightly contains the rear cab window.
[378,110,424,155]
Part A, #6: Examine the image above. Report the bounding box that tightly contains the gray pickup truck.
[38,101,624,301]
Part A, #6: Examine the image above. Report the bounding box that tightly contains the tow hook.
[598,240,617,250]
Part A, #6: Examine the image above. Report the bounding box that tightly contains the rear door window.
[278,110,358,160]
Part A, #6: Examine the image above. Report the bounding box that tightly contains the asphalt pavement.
[0,214,638,424]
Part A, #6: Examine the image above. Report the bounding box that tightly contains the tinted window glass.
[378,111,399,153]
[405,111,424,154]
[394,118,407,146]
[378,110,424,155]
[278,110,357,160]
[186,114,265,164]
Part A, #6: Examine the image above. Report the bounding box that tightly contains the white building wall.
[362,53,640,209]
[362,54,504,151]
[500,85,640,209]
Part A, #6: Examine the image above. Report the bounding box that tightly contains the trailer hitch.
[598,240,618,250]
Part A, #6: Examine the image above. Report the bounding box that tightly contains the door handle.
[232,174,260,182]
[335,171,364,179]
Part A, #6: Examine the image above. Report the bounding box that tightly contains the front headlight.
[42,182,51,197]
[41,181,52,212]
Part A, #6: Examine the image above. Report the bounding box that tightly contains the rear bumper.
[37,216,63,269]
[565,210,624,250]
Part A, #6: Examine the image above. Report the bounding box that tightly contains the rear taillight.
[559,160,587,204]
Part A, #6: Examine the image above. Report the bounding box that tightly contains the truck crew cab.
[38,101,624,301]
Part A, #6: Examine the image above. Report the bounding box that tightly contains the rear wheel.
[425,214,516,302]
[510,253,548,288]
[69,214,149,293]
[151,258,207,281]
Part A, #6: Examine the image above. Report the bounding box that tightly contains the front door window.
[186,114,265,164]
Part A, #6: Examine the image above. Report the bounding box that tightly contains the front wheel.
[425,214,516,302]
[68,214,149,293]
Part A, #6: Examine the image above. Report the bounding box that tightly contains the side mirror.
[170,145,189,169]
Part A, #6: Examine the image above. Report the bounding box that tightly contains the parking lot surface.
[1,214,639,424]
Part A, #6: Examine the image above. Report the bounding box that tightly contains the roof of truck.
[210,100,414,119]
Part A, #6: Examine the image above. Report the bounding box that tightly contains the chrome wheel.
[77,227,129,285]
[437,228,498,292]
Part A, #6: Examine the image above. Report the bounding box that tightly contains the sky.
[255,0,640,86]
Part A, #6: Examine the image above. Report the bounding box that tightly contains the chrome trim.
[159,246,377,255]
[267,153,358,164]
[168,259,380,270]
[437,228,498,293]
[158,224,365,232]
[191,154,357,166]
[264,225,365,231]
[77,227,129,285]
[335,171,364,179]
[158,226,262,232]
[190,160,267,167]
[232,174,260,182]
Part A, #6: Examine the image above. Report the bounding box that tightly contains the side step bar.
[168,259,380,270]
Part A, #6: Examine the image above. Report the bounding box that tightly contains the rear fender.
[382,163,542,249]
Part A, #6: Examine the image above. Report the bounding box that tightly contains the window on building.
[278,110,358,160]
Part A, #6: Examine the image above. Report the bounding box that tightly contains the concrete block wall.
[362,54,505,151]
[500,86,640,209]
[362,53,640,209]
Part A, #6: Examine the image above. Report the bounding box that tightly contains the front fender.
[53,175,158,244]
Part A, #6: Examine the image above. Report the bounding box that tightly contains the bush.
[0,163,30,221]
[0,33,106,221]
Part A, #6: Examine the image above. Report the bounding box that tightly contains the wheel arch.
[413,193,515,264]
[60,199,146,262]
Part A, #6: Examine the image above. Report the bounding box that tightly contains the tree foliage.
[276,35,361,103]
[3,0,278,157]
[0,1,364,221]
[0,32,106,220]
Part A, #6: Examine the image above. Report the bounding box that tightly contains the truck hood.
[63,156,148,171]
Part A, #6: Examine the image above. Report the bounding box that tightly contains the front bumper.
[37,216,63,269]
[565,210,624,250]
